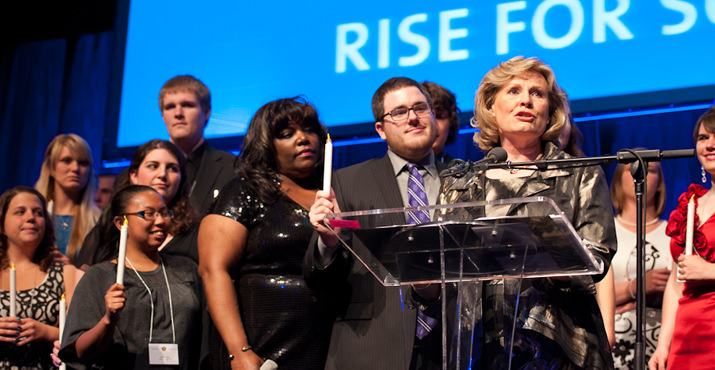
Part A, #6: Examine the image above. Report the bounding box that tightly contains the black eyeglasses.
[382,102,431,122]
[125,209,173,221]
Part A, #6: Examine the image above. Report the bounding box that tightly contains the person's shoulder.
[217,177,250,198]
[336,156,387,176]
[74,261,115,293]
[84,260,115,277]
[205,144,236,161]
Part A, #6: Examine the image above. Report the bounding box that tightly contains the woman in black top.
[198,97,335,370]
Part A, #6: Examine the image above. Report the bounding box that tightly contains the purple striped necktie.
[406,163,437,339]
[406,163,430,225]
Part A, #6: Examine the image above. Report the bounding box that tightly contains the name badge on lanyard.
[128,257,180,367]
[149,343,180,365]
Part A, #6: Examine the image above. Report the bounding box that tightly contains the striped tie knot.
[406,163,430,224]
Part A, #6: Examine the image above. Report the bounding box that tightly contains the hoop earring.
[702,165,707,183]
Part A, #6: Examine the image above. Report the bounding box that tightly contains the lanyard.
[125,257,176,343]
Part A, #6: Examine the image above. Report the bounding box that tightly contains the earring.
[702,166,707,183]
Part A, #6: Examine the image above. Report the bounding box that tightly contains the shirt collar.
[387,150,438,179]
[188,140,209,164]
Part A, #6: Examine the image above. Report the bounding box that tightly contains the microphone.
[474,147,508,170]
[440,147,508,177]
[616,149,694,163]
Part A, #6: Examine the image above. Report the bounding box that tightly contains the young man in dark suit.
[307,77,445,370]
[159,75,235,215]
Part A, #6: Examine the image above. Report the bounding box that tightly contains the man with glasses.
[307,77,444,369]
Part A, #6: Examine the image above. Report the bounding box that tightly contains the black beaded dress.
[209,178,335,370]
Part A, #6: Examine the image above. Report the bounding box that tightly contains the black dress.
[209,178,335,370]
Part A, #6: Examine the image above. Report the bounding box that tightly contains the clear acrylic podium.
[323,196,604,370]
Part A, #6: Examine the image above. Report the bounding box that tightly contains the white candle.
[322,134,333,192]
[59,294,66,370]
[685,194,695,255]
[59,294,66,338]
[9,264,16,317]
[116,217,128,285]
[47,199,54,217]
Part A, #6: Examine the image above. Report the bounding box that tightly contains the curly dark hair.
[119,139,195,235]
[0,186,56,272]
[421,81,460,145]
[237,97,327,203]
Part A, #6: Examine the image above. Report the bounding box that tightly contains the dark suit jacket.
[305,154,445,370]
[190,144,236,215]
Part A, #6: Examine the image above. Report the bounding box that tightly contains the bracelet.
[628,279,636,300]
[228,346,253,361]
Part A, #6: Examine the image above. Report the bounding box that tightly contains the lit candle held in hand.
[323,134,332,193]
[59,293,66,370]
[9,264,16,317]
[116,216,128,285]
[685,194,695,256]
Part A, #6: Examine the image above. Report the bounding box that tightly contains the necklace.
[616,215,660,227]
[56,215,71,230]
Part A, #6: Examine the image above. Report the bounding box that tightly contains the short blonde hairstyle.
[35,133,100,262]
[472,56,567,150]
[158,75,211,125]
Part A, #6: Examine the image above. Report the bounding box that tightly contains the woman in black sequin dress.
[199,97,335,370]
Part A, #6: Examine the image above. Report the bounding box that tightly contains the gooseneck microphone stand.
[486,148,694,370]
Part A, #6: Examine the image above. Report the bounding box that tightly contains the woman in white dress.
[609,161,672,369]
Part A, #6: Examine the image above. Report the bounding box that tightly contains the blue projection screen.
[116,0,715,148]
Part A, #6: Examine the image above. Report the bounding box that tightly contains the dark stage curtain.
[0,31,113,193]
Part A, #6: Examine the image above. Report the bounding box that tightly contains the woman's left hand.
[15,318,57,346]
[51,339,62,367]
[677,254,715,281]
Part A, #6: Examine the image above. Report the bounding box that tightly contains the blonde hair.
[35,134,100,262]
[472,56,567,150]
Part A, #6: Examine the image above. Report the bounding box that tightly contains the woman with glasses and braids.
[58,185,203,369]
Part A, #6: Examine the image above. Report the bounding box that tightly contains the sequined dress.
[209,178,335,370]
[0,261,65,370]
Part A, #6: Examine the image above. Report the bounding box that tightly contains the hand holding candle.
[678,194,696,282]
[9,264,16,317]
[47,199,54,217]
[116,216,128,285]
[59,294,66,370]
[323,134,332,193]
[685,194,695,256]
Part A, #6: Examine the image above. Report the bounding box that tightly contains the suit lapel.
[191,146,222,210]
[375,155,404,208]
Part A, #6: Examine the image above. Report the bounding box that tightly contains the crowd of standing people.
[1,58,714,370]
